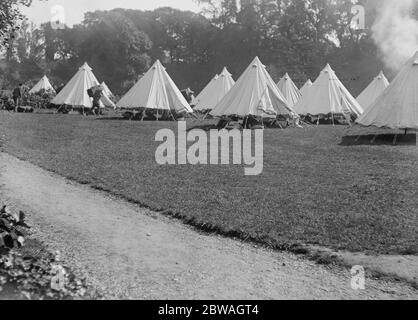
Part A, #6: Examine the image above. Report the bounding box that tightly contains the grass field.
[0,112,417,255]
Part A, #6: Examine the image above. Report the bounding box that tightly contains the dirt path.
[0,152,416,300]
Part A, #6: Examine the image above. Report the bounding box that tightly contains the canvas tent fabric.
[277,73,302,108]
[211,57,295,118]
[96,82,116,109]
[51,63,100,108]
[101,82,114,98]
[192,74,218,107]
[29,75,56,94]
[117,60,193,113]
[194,67,235,111]
[356,71,389,111]
[293,64,364,116]
[300,79,313,95]
[357,52,418,129]
[96,84,116,109]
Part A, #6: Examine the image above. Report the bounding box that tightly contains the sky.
[22,0,201,26]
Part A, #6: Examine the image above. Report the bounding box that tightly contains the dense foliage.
[0,203,91,299]
[1,0,417,95]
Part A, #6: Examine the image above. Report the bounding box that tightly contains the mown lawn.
[0,112,417,255]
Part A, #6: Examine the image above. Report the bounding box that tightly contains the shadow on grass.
[95,117,180,122]
[340,134,417,146]
[95,117,126,121]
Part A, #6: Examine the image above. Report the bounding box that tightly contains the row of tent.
[30,64,116,109]
[33,51,418,129]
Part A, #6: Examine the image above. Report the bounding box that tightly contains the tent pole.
[202,110,210,121]
[371,135,378,144]
[332,113,335,127]
[393,134,398,145]
[169,109,176,122]
[244,116,249,129]
[156,109,159,122]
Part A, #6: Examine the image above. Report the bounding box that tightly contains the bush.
[0,206,28,255]
[0,204,92,300]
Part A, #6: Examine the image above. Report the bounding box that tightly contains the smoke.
[372,0,418,71]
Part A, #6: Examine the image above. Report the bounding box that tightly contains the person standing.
[12,83,23,112]
[88,85,104,116]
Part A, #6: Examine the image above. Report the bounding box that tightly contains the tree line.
[1,0,416,96]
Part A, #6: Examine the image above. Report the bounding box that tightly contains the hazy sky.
[22,0,201,26]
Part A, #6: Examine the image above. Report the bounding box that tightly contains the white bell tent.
[29,75,56,94]
[210,57,295,118]
[194,67,235,111]
[357,71,390,111]
[357,52,418,129]
[117,60,193,114]
[294,64,364,117]
[277,73,302,108]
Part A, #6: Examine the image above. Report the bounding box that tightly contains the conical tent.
[51,62,100,108]
[357,52,418,129]
[356,71,389,111]
[29,75,56,94]
[101,82,114,98]
[192,74,218,107]
[277,73,302,108]
[117,60,193,113]
[294,64,364,116]
[300,79,312,95]
[194,67,235,111]
[211,57,294,118]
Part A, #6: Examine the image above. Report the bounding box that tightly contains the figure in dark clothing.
[88,85,104,116]
[12,84,23,112]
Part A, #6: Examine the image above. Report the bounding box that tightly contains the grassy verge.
[0,112,417,255]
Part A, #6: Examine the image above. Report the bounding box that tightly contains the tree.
[0,0,46,48]
[79,10,152,92]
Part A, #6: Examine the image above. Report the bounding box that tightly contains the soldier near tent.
[51,62,115,114]
[12,84,23,112]
[88,85,105,116]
